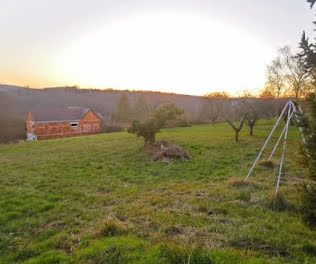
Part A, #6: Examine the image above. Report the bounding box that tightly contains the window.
[70,122,79,127]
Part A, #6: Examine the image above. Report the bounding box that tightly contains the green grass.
[0,120,315,263]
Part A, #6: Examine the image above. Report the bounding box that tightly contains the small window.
[70,122,79,127]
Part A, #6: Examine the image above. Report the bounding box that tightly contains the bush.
[128,104,184,143]
[128,119,160,144]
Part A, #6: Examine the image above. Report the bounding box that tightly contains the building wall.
[26,112,37,140]
[26,110,103,140]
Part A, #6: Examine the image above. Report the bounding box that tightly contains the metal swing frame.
[244,100,305,196]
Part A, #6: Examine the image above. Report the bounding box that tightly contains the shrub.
[128,104,184,143]
[128,119,160,144]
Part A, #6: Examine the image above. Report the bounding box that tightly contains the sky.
[0,0,314,96]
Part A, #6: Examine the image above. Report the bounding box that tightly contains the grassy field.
[0,120,315,264]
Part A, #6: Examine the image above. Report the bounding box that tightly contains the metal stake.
[268,109,294,161]
[275,103,293,196]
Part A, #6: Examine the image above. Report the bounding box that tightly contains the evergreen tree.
[133,95,151,121]
[296,0,316,227]
[299,31,316,84]
[308,0,316,8]
[111,94,132,122]
[297,94,316,227]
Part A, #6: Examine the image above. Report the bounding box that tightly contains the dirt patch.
[145,140,190,162]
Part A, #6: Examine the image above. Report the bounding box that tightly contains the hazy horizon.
[1,0,314,96]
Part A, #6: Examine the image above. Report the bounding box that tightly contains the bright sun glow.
[59,13,273,95]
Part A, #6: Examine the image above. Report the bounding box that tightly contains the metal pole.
[291,102,306,144]
[275,103,292,196]
[244,101,290,181]
[268,110,294,160]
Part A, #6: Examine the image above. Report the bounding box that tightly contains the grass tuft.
[159,244,213,264]
[229,178,251,189]
[267,191,293,211]
[259,159,274,169]
[164,225,183,236]
[236,190,251,202]
[302,243,316,257]
[98,219,126,237]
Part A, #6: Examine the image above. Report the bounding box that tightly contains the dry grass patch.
[97,218,128,238]
[145,140,190,162]
[229,178,252,189]
[259,159,275,169]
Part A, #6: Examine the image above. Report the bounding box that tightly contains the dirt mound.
[145,140,190,162]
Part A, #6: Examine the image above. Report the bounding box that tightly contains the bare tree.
[265,46,310,99]
[244,103,258,136]
[237,91,261,136]
[224,100,247,142]
[266,57,285,98]
[200,92,230,124]
[258,90,282,119]
[279,46,309,99]
[225,115,247,142]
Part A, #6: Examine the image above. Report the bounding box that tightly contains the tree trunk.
[226,116,246,143]
[250,125,254,136]
[235,130,239,142]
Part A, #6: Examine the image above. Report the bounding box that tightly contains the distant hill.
[0,84,207,122]
[0,84,211,142]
